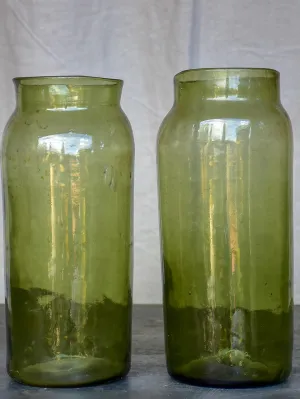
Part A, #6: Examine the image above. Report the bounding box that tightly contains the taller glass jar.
[157,68,293,387]
[2,76,134,387]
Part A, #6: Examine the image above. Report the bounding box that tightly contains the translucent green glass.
[2,76,134,387]
[157,68,293,387]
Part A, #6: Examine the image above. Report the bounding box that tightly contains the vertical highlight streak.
[49,163,56,282]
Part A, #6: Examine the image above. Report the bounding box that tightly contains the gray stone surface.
[0,305,299,398]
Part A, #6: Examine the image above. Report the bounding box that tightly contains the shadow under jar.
[157,68,293,387]
[2,76,134,387]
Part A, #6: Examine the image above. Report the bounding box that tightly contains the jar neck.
[14,76,123,112]
[174,68,280,105]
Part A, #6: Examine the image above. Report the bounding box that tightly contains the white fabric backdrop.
[0,0,299,304]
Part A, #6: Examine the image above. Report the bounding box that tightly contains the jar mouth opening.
[175,68,279,83]
[13,75,123,87]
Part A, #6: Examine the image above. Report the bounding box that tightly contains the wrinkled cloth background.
[0,0,299,303]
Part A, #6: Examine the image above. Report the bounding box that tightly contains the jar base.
[169,372,289,388]
[168,360,290,388]
[9,355,128,387]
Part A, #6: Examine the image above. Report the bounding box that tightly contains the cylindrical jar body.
[2,76,134,387]
[157,68,293,387]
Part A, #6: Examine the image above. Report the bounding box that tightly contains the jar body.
[157,69,293,387]
[2,77,134,387]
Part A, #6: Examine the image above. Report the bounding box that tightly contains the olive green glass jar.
[2,76,134,387]
[157,68,293,387]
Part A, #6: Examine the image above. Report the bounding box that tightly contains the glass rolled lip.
[175,68,279,83]
[13,75,123,87]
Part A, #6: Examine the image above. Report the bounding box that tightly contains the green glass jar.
[2,76,134,387]
[157,68,293,387]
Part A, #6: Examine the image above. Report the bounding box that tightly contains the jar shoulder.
[3,107,134,154]
[158,102,292,146]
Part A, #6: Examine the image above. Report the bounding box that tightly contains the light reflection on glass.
[38,133,92,155]
[198,119,250,311]
[38,133,92,308]
[46,107,88,112]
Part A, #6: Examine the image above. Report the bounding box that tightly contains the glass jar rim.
[175,68,279,83]
[13,75,123,87]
